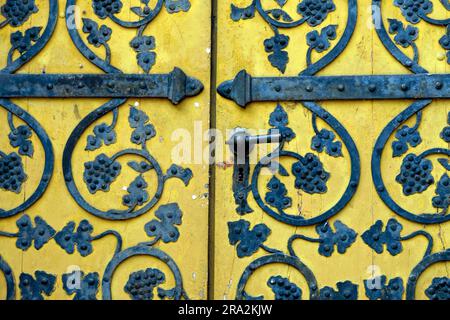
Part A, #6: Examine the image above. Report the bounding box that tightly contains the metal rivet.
[107,81,115,88]
[139,81,146,89]
[368,84,376,92]
[396,115,403,123]
[64,175,72,182]
[305,85,313,92]
[322,112,329,119]
[400,83,409,91]
[377,185,384,192]
[274,85,281,92]
[435,81,443,90]
[47,83,53,90]
[337,84,345,91]
[405,60,412,67]
[350,181,358,188]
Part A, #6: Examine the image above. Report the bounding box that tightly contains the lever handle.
[227,129,281,215]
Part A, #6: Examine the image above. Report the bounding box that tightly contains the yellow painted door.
[0,0,210,300]
[214,0,450,300]
[0,0,449,301]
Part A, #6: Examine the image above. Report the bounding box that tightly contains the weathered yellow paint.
[215,0,449,299]
[0,0,210,300]
[1,0,449,301]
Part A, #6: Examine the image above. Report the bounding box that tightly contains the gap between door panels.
[207,0,218,300]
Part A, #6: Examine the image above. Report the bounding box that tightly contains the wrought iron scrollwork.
[229,0,356,74]
[226,103,359,226]
[228,218,359,300]
[62,0,200,220]
[0,0,57,218]
[0,203,189,300]
[372,0,450,224]
[0,0,200,300]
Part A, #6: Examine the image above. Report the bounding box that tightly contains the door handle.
[226,129,281,214]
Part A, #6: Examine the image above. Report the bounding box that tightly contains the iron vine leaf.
[9,124,34,157]
[164,164,193,186]
[268,104,295,142]
[230,3,255,21]
[82,18,112,48]
[320,281,358,300]
[19,271,56,300]
[392,124,422,157]
[128,160,154,173]
[128,106,156,147]
[15,214,55,251]
[62,271,99,300]
[388,19,418,49]
[86,123,117,151]
[311,128,342,157]
[265,176,292,213]
[361,218,403,256]
[315,220,357,257]
[122,175,149,209]
[130,35,157,73]
[54,220,94,257]
[364,276,404,300]
[432,173,450,213]
[266,9,293,22]
[228,219,271,258]
[10,26,42,55]
[165,0,191,13]
[306,25,337,53]
[144,203,183,243]
[264,33,290,73]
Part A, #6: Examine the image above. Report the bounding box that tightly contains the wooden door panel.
[0,0,210,300]
[215,0,450,300]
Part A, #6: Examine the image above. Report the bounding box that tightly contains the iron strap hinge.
[0,68,203,105]
[217,70,450,107]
